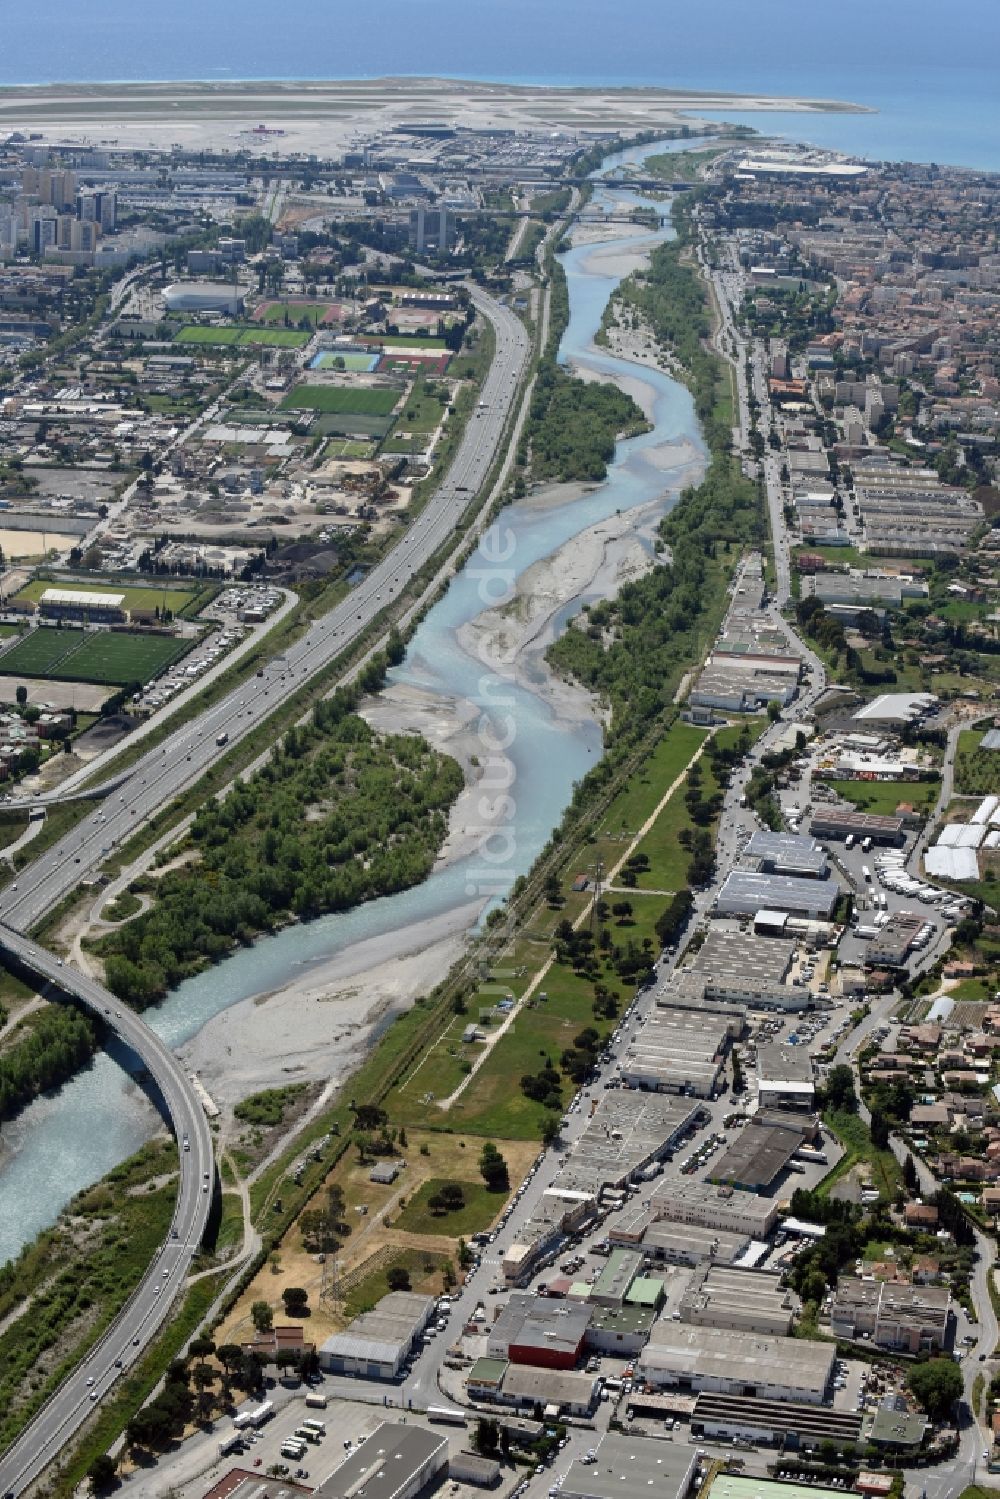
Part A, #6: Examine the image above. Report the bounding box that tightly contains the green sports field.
[280,384,399,415]
[13,579,205,616]
[174,325,311,349]
[0,628,191,686]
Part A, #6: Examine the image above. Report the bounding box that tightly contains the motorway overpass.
[0,284,529,1494]
[0,928,214,1499]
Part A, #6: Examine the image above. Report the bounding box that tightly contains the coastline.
[0,76,870,155]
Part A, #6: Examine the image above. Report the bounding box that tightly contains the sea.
[1,0,999,171]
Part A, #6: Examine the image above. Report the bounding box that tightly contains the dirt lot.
[217,1130,538,1348]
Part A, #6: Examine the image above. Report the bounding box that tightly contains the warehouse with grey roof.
[637,1321,834,1402]
[314,1423,448,1499]
[715,870,839,920]
[318,1291,434,1379]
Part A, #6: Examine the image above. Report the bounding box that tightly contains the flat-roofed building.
[829,1277,951,1352]
[692,1392,863,1450]
[619,1006,729,1097]
[666,929,803,1012]
[756,1042,815,1110]
[487,1294,592,1369]
[497,1364,599,1418]
[639,1321,833,1402]
[637,1220,751,1268]
[590,1249,642,1308]
[744,831,829,880]
[313,1423,447,1499]
[709,1110,815,1193]
[555,1093,700,1199]
[715,870,839,921]
[39,586,126,623]
[560,1434,696,1499]
[648,1179,781,1238]
[318,1291,434,1379]
[678,1265,798,1336]
[586,1304,658,1356]
[809,808,905,845]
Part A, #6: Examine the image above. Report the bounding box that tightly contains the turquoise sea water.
[1,1,998,169]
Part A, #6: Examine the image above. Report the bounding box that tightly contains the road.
[0,286,528,937]
[0,284,529,1495]
[0,929,214,1499]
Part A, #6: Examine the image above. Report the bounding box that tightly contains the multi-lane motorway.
[0,929,214,1499]
[0,284,529,1497]
[0,286,528,936]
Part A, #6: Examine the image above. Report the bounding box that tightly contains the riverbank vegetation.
[548,219,763,737]
[0,1137,177,1455]
[0,1003,97,1119]
[95,682,463,1009]
[519,261,648,485]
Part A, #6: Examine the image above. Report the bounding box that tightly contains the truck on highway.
[861,836,873,852]
[248,1399,274,1427]
[305,1393,328,1409]
[845,834,856,850]
[216,731,229,747]
[302,1417,326,1433]
[219,1433,243,1456]
[281,1440,307,1461]
[862,865,872,882]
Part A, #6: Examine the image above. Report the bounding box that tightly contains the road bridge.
[0,284,530,1494]
[0,927,214,1499]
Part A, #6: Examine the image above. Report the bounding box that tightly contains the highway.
[0,286,528,936]
[0,283,529,1495]
[0,928,214,1499]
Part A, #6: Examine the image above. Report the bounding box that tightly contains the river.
[0,138,705,1266]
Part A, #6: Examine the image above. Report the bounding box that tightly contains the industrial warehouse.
[318,1292,434,1379]
[708,1110,819,1193]
[714,870,839,921]
[637,1322,835,1402]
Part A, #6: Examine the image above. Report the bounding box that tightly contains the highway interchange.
[0,283,529,1499]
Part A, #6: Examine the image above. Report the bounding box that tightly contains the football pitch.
[0,628,191,686]
[174,325,311,349]
[280,385,399,415]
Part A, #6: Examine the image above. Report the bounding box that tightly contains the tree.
[251,1300,273,1333]
[387,1265,411,1292]
[282,1286,309,1315]
[869,1109,890,1151]
[611,900,633,925]
[87,1455,118,1494]
[908,1357,963,1421]
[15,684,26,708]
[189,1335,216,1360]
[479,1142,510,1192]
[903,1153,919,1193]
[767,699,782,721]
[541,1114,561,1147]
[823,1064,857,1113]
[474,1416,500,1456]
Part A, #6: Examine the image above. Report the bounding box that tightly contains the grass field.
[323,438,377,460]
[174,324,311,349]
[13,580,202,615]
[342,1248,450,1320]
[254,299,344,327]
[0,628,190,687]
[395,1179,504,1237]
[826,777,940,817]
[281,384,399,416]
